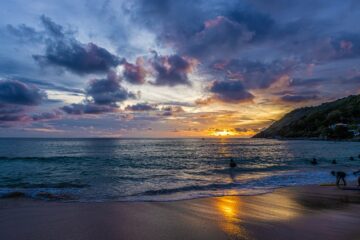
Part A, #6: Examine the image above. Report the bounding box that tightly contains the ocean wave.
[0,191,75,201]
[210,166,290,174]
[0,156,87,162]
[136,182,240,196]
[0,182,89,189]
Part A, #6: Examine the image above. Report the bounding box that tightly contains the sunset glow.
[0,0,359,137]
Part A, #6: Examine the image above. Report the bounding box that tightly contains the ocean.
[0,138,359,202]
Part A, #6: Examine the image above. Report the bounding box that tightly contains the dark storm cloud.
[183,7,280,59]
[6,15,121,75]
[185,16,254,59]
[160,106,184,116]
[0,114,26,122]
[0,104,26,123]
[280,94,319,103]
[290,78,326,87]
[123,60,147,84]
[132,0,209,41]
[61,74,135,115]
[0,79,65,125]
[40,15,68,38]
[0,80,62,125]
[31,111,62,121]
[227,9,275,41]
[7,15,121,75]
[209,80,254,103]
[150,53,196,86]
[0,80,46,106]
[0,103,44,127]
[61,103,117,115]
[86,76,135,105]
[6,14,73,43]
[130,0,360,82]
[125,103,157,111]
[33,41,121,75]
[212,59,297,90]
[131,0,278,60]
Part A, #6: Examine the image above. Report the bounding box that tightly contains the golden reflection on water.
[218,138,231,158]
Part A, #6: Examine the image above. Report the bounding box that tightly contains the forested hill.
[253,95,360,139]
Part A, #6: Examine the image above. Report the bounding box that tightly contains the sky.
[0,0,360,137]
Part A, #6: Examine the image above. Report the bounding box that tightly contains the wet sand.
[1,185,360,240]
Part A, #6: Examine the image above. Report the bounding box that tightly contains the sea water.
[0,138,359,201]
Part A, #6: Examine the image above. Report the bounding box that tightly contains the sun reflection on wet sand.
[244,192,301,221]
[213,191,304,239]
[214,196,251,240]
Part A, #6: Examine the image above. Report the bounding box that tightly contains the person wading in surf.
[353,170,360,186]
[331,171,347,187]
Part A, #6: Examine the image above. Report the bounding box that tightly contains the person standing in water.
[310,158,318,165]
[353,170,360,186]
[229,159,237,168]
[331,171,347,186]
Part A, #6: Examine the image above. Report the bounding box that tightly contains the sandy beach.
[1,185,360,240]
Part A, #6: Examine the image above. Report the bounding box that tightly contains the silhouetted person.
[358,154,360,159]
[229,159,237,168]
[350,156,354,161]
[332,159,337,164]
[353,170,360,186]
[331,171,347,186]
[310,158,318,165]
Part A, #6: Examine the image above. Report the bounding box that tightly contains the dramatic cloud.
[61,103,117,115]
[26,15,122,74]
[123,59,147,85]
[125,103,157,111]
[1,0,360,136]
[34,41,121,75]
[61,74,135,115]
[185,16,254,59]
[212,59,297,90]
[131,1,276,60]
[0,104,27,123]
[0,80,59,126]
[0,80,46,106]
[208,80,254,103]
[31,111,62,121]
[40,15,68,38]
[280,94,319,103]
[86,76,135,106]
[226,9,275,41]
[150,53,196,86]
[131,0,208,43]
[160,106,184,116]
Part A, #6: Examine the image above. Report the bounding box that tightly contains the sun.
[209,129,237,137]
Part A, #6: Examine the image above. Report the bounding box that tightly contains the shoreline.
[2,184,360,240]
[252,137,360,142]
[0,183,341,203]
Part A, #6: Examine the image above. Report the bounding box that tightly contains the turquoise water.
[0,138,359,201]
